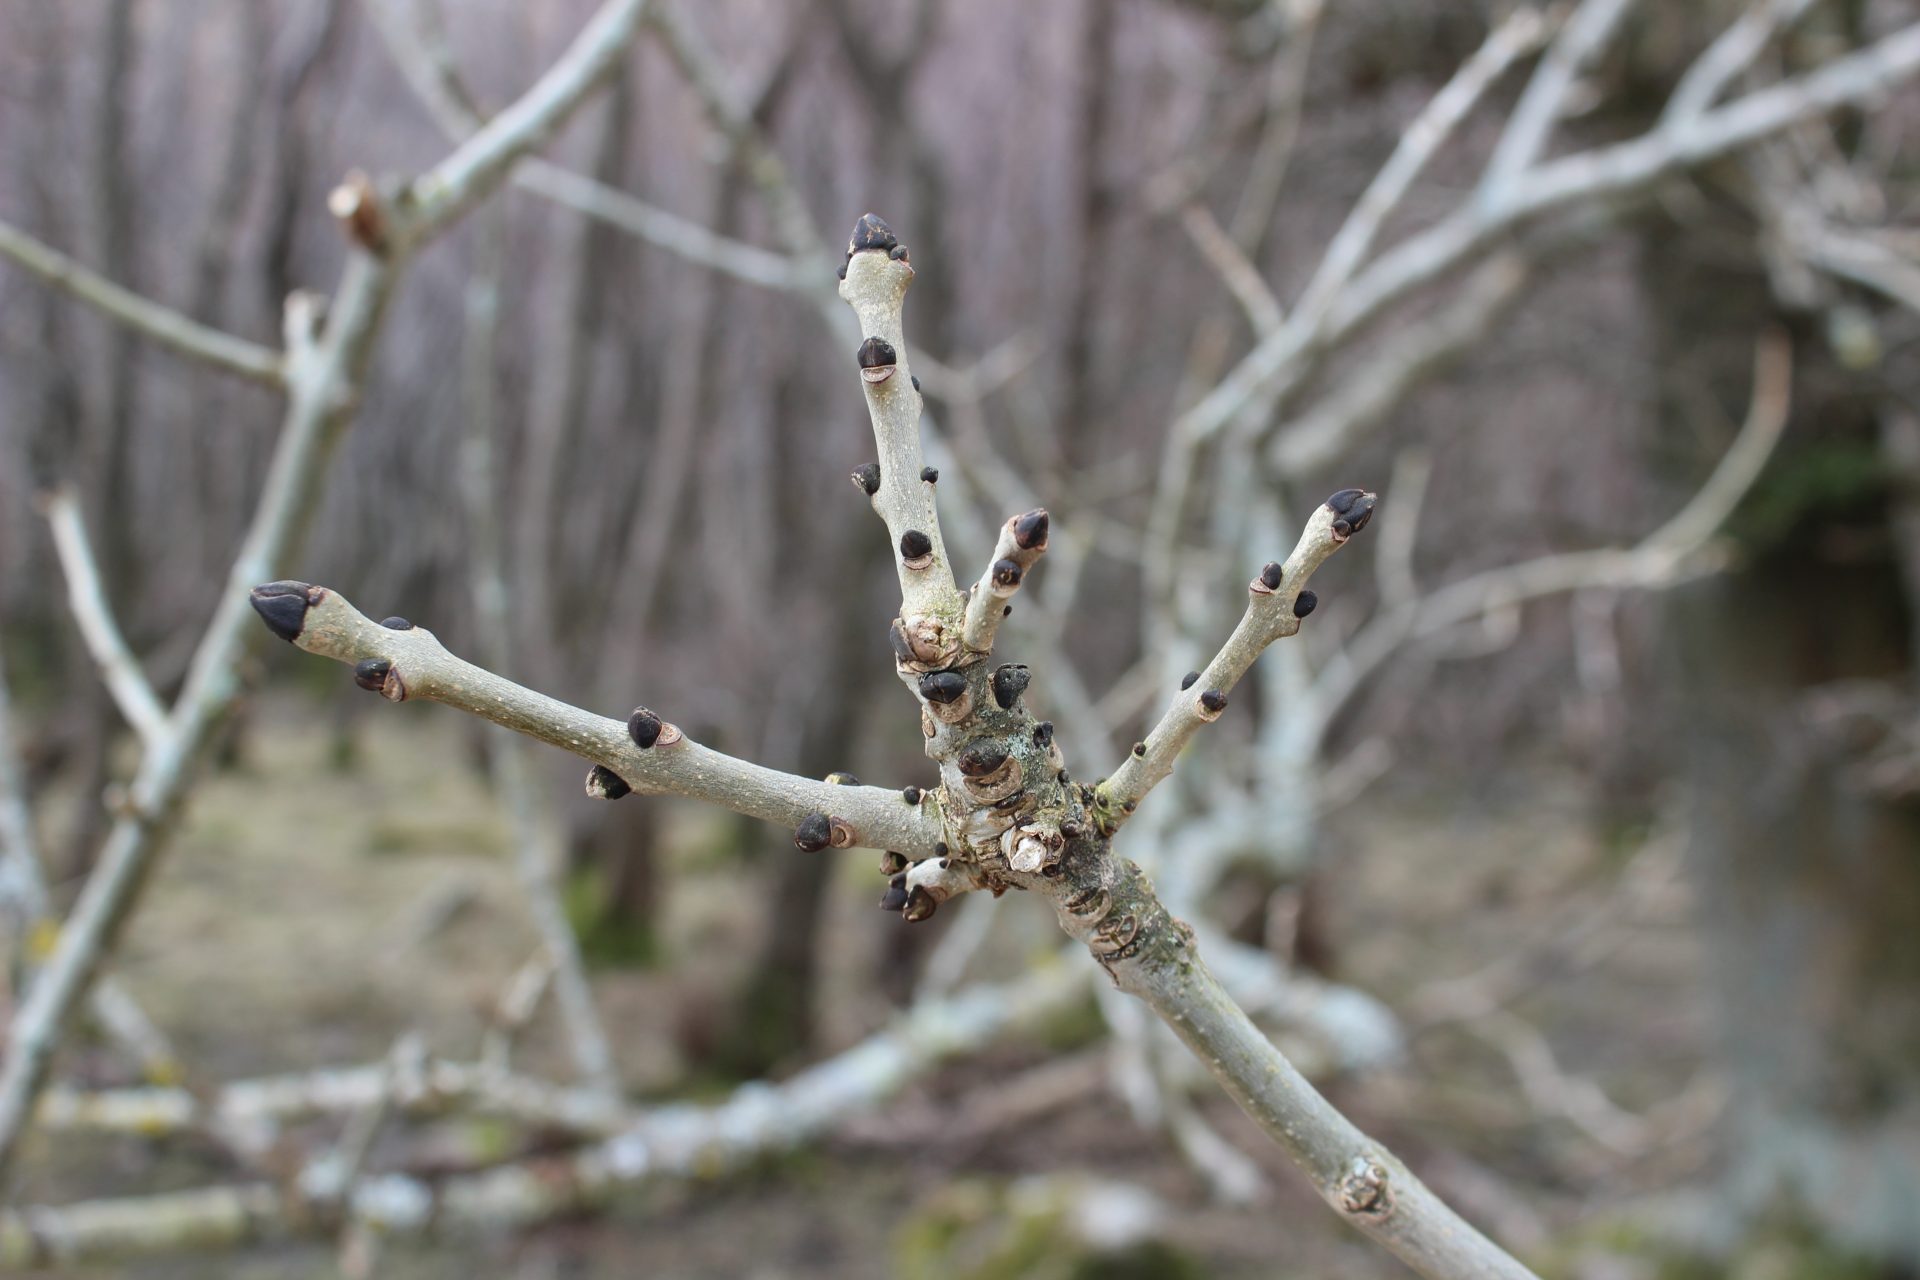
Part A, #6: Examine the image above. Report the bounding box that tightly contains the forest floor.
[12,696,1737,1279]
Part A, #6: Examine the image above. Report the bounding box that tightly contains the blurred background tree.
[1,0,1918,1275]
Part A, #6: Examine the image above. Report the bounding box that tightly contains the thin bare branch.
[1271,255,1531,476]
[1297,8,1547,324]
[6,968,1084,1266]
[401,0,652,247]
[1095,491,1375,830]
[0,217,285,386]
[961,509,1052,657]
[1182,17,1920,448]
[1305,331,1794,745]
[42,490,168,751]
[1480,0,1635,200]
[1663,0,1821,127]
[361,0,802,290]
[1180,202,1282,336]
[248,582,946,858]
[840,217,966,618]
[0,0,658,1181]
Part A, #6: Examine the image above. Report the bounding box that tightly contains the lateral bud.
[794,811,834,852]
[585,765,631,801]
[354,659,407,703]
[990,664,1030,710]
[1196,689,1228,721]
[879,851,909,876]
[1252,562,1285,595]
[1293,591,1319,619]
[957,740,1010,777]
[851,461,880,496]
[899,529,934,570]
[902,885,938,922]
[858,337,898,385]
[627,708,663,750]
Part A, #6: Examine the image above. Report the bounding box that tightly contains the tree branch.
[399,0,652,249]
[841,217,966,619]
[1095,491,1375,830]
[42,489,169,752]
[1479,0,1635,201]
[1295,7,1546,325]
[0,217,285,386]
[0,0,657,1183]
[1180,16,1920,449]
[247,581,946,858]
[4,967,1085,1266]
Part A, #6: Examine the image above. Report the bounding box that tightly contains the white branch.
[43,490,169,752]
[1480,0,1636,201]
[401,0,652,248]
[250,582,947,858]
[6,968,1085,1265]
[1296,8,1546,324]
[1096,493,1373,828]
[0,218,286,386]
[1306,330,1794,746]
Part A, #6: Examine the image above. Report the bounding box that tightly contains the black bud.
[879,851,908,876]
[888,619,916,664]
[1033,721,1054,749]
[1012,509,1049,551]
[991,664,1030,710]
[911,374,922,392]
[857,336,897,370]
[381,616,413,630]
[248,580,316,643]
[921,466,938,483]
[1199,689,1228,714]
[1260,562,1285,590]
[1180,671,1200,690]
[919,670,967,704]
[900,529,932,560]
[1293,590,1319,618]
[1002,606,1012,618]
[852,461,880,496]
[1061,818,1085,840]
[1326,488,1376,538]
[888,243,910,262]
[586,764,631,800]
[935,841,949,857]
[1132,742,1147,758]
[794,811,834,852]
[991,558,1023,589]
[903,886,937,922]
[627,708,663,749]
[825,771,860,786]
[879,874,909,912]
[837,261,848,280]
[902,785,922,805]
[849,212,897,254]
[353,658,391,693]
[1058,769,1070,784]
[958,740,1009,776]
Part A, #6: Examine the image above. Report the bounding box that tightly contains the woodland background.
[2,0,1918,1276]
